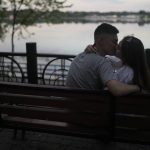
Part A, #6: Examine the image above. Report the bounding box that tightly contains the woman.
[117,36,150,90]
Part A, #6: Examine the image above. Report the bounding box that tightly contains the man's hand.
[84,44,97,54]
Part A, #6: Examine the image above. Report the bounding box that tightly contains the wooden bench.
[0,81,150,144]
[0,81,114,141]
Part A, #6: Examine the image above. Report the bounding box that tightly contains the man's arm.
[106,80,140,96]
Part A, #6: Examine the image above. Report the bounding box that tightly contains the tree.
[0,1,8,40]
[0,0,71,53]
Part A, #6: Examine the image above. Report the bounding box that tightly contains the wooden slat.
[116,103,150,116]
[0,104,109,127]
[116,95,150,105]
[0,81,110,98]
[1,117,109,138]
[0,93,110,113]
[115,113,150,129]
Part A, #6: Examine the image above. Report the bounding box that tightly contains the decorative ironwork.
[0,56,25,83]
[42,58,72,86]
[0,52,75,86]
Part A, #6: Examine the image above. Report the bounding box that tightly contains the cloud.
[64,0,150,12]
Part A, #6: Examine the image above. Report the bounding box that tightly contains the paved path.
[0,128,150,150]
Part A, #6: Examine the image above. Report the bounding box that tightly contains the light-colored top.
[116,65,134,84]
[105,55,134,84]
[66,52,117,90]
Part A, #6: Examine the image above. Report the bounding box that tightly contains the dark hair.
[121,36,150,90]
[145,49,150,69]
[94,23,119,41]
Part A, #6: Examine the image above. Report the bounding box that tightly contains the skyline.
[64,0,150,12]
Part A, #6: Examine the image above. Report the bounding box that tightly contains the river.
[0,22,149,55]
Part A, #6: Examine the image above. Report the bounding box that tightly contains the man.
[66,23,140,96]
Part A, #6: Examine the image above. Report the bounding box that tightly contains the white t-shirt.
[105,55,134,84]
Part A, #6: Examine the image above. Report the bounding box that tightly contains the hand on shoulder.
[84,44,97,54]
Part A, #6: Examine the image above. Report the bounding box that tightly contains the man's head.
[94,23,119,56]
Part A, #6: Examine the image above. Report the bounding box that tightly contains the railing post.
[26,43,38,84]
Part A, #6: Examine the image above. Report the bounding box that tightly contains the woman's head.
[119,36,145,67]
[118,36,150,90]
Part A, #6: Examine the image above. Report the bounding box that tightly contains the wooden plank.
[1,117,109,139]
[116,103,150,116]
[0,104,110,127]
[0,93,110,113]
[115,94,150,105]
[115,114,150,129]
[0,81,110,98]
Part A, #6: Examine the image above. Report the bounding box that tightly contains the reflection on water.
[0,22,150,55]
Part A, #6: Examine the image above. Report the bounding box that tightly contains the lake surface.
[0,22,150,55]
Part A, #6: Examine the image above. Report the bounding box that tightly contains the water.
[0,22,150,55]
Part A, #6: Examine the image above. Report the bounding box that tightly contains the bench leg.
[13,129,26,140]
[0,128,3,132]
[21,129,26,140]
[13,129,17,139]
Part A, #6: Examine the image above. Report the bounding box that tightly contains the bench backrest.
[0,81,113,139]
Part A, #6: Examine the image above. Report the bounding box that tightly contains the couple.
[66,23,150,96]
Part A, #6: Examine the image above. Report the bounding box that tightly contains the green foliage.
[0,0,71,52]
[1,0,70,25]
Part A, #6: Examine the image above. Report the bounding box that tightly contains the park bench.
[0,81,114,141]
[0,81,150,144]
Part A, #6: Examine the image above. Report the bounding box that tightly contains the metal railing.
[0,43,75,86]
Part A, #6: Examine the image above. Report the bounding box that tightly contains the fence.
[0,43,75,86]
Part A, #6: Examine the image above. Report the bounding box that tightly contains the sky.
[64,0,150,12]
